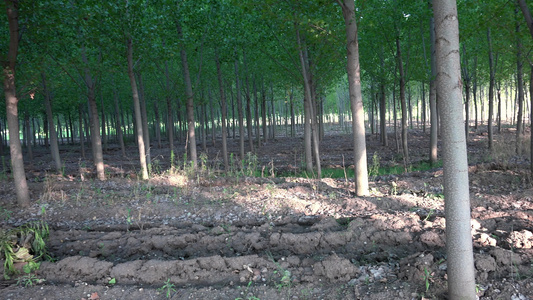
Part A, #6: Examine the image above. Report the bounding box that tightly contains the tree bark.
[164,61,175,161]
[434,0,476,298]
[429,7,438,165]
[234,51,245,160]
[243,50,254,153]
[42,72,62,171]
[215,51,229,170]
[461,45,471,140]
[396,36,409,163]
[3,0,30,207]
[137,73,151,172]
[177,22,197,169]
[515,11,525,155]
[81,45,105,180]
[487,28,495,150]
[295,26,317,177]
[113,88,126,157]
[126,37,149,179]
[339,0,369,196]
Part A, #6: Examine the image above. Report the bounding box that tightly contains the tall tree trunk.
[434,0,476,298]
[262,80,268,142]
[113,88,126,157]
[153,100,162,149]
[81,45,105,180]
[42,72,62,171]
[530,65,533,173]
[487,28,495,150]
[137,73,151,172]
[24,113,33,163]
[253,78,260,148]
[243,51,254,153]
[234,51,245,160]
[396,36,409,163]
[472,56,478,130]
[3,0,30,207]
[126,37,149,179]
[295,26,316,177]
[461,45,471,140]
[215,51,229,170]
[164,61,174,160]
[100,90,107,151]
[177,23,197,169]
[79,104,86,159]
[516,11,525,155]
[208,87,216,147]
[340,0,368,195]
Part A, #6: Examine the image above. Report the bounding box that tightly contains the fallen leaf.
[89,292,99,300]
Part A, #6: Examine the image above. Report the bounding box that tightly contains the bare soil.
[1,126,533,300]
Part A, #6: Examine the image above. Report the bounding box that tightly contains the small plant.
[16,273,42,287]
[422,267,434,292]
[368,152,380,179]
[0,206,12,221]
[158,278,176,299]
[390,181,398,195]
[243,152,258,177]
[235,281,261,300]
[423,209,435,221]
[1,221,50,279]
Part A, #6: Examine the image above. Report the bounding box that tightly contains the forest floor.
[1,125,533,300]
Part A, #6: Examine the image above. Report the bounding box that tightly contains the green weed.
[158,278,176,299]
[0,221,50,279]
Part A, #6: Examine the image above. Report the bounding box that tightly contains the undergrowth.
[0,221,51,279]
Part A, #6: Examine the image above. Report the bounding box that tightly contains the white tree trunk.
[433,1,476,298]
[340,0,369,196]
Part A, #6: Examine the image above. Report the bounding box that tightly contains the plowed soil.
[1,126,533,300]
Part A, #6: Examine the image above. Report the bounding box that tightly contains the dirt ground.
[1,125,533,300]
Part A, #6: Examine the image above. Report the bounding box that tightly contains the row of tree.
[2,0,533,298]
[0,0,531,200]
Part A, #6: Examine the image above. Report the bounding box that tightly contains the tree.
[433,0,476,298]
[338,0,369,196]
[2,0,30,207]
[127,37,149,179]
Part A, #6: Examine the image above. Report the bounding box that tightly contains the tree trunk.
[243,51,254,153]
[340,0,369,196]
[234,51,245,160]
[24,113,33,163]
[396,36,409,163]
[126,37,149,179]
[100,91,107,151]
[530,65,533,174]
[177,23,197,169]
[113,88,126,157]
[262,80,268,142]
[295,27,316,177]
[153,100,162,149]
[79,104,86,159]
[472,56,478,130]
[81,45,105,180]
[42,72,62,171]
[215,51,229,170]
[516,12,524,155]
[3,0,30,207]
[461,45,471,139]
[164,61,175,160]
[137,73,151,172]
[487,28,495,150]
[433,0,476,298]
